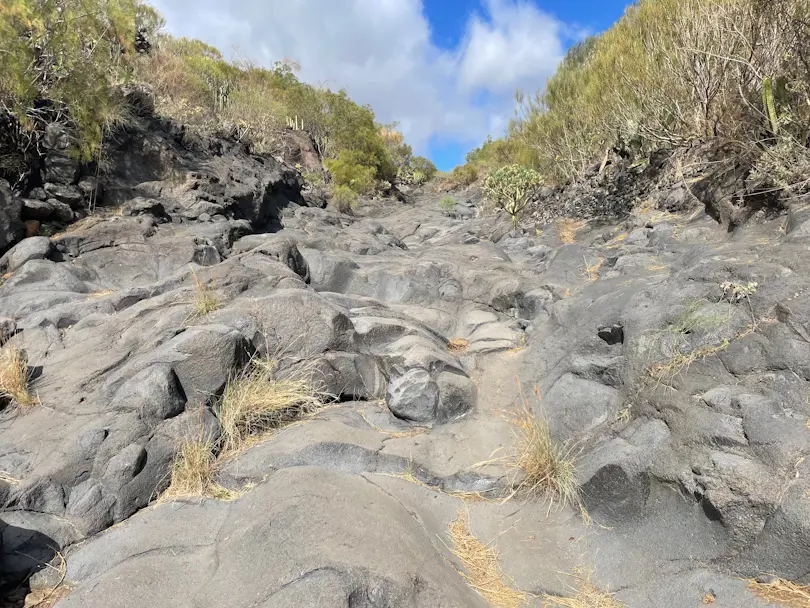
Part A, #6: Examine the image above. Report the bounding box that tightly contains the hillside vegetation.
[462,0,810,196]
[0,0,435,193]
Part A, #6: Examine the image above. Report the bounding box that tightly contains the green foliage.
[324,150,377,194]
[0,0,158,162]
[1,1,412,188]
[763,78,778,135]
[411,156,437,179]
[330,185,357,213]
[446,164,479,189]
[478,0,810,190]
[483,164,542,228]
[439,196,456,211]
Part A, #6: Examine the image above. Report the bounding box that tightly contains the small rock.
[387,368,440,423]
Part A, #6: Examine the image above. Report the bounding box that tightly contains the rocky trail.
[1,116,810,607]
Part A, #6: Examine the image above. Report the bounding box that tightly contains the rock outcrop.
[1,116,808,608]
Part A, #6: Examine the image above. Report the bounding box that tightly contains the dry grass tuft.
[24,551,72,608]
[510,400,579,508]
[160,436,237,503]
[448,338,470,353]
[557,219,585,244]
[583,257,604,281]
[87,289,115,298]
[448,510,528,608]
[216,358,325,456]
[189,269,221,319]
[0,347,37,408]
[543,569,625,607]
[748,578,810,607]
[359,411,427,439]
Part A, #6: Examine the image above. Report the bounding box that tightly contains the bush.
[483,165,542,227]
[445,164,479,189]
[325,151,377,194]
[487,0,810,191]
[330,185,358,213]
[411,156,437,180]
[0,0,160,164]
[439,196,456,211]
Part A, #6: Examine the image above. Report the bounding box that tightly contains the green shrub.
[330,185,357,213]
[411,156,437,180]
[325,150,377,194]
[446,164,479,189]
[0,0,161,163]
[483,165,542,228]
[439,196,456,211]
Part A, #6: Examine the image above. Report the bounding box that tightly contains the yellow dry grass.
[510,400,579,508]
[24,551,71,608]
[0,347,37,408]
[583,257,604,281]
[748,578,810,607]
[216,358,325,456]
[448,510,528,608]
[557,219,585,244]
[189,269,220,319]
[358,411,427,439]
[448,338,470,353]
[542,569,625,607]
[159,436,238,503]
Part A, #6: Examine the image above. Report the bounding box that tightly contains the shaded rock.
[44,183,83,208]
[0,179,24,252]
[598,324,625,345]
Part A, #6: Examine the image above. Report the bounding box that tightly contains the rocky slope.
[1,116,810,607]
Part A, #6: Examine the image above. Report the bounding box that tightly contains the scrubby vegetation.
[0,347,36,408]
[454,0,810,198]
[0,0,427,193]
[483,164,542,227]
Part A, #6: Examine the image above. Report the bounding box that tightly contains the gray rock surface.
[1,117,806,607]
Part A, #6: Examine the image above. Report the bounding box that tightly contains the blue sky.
[422,0,629,169]
[154,0,631,171]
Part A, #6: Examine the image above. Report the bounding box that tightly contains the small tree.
[483,164,542,228]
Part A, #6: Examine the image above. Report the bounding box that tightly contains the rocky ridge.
[1,115,809,607]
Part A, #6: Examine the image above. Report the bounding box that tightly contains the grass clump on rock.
[189,270,221,319]
[0,347,37,408]
[163,357,325,501]
[510,398,579,508]
[161,435,236,502]
[543,568,625,607]
[215,358,325,456]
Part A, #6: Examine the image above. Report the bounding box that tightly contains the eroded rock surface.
[1,119,807,608]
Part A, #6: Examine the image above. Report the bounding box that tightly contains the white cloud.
[151,0,569,158]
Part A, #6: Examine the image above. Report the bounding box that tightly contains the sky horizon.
[152,0,630,171]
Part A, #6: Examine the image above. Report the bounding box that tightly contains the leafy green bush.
[411,156,437,180]
[330,185,357,214]
[325,151,376,194]
[439,196,456,211]
[483,165,542,228]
